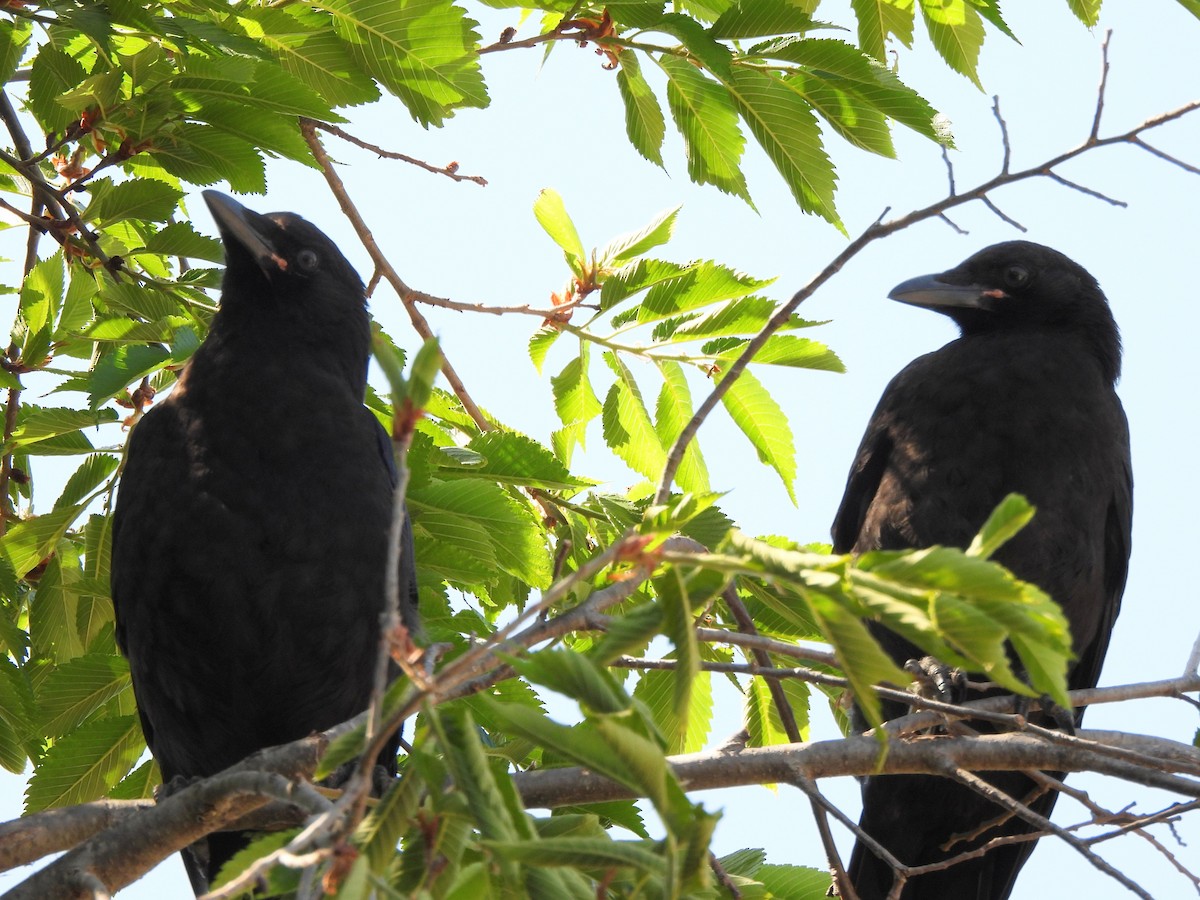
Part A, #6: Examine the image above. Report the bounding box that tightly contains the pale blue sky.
[2,3,1199,897]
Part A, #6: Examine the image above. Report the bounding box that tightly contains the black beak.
[203,191,285,274]
[888,273,999,312]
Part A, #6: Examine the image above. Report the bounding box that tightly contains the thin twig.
[310,120,488,186]
[299,119,491,432]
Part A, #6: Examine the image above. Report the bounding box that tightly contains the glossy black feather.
[834,241,1132,900]
[111,193,418,892]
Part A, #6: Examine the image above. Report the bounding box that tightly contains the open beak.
[888,273,1001,312]
[203,191,286,274]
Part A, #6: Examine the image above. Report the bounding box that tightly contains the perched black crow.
[111,192,419,892]
[833,242,1132,900]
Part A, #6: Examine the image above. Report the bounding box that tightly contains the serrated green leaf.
[616,52,666,168]
[726,67,841,227]
[108,759,161,800]
[200,100,318,167]
[140,221,225,263]
[153,124,266,193]
[409,480,551,587]
[711,0,819,38]
[483,835,665,873]
[30,551,85,662]
[919,0,985,88]
[1065,0,1102,26]
[463,430,594,490]
[36,652,131,737]
[319,0,488,127]
[718,368,796,503]
[25,714,144,812]
[718,334,845,372]
[89,345,170,408]
[658,55,752,204]
[785,69,894,156]
[967,493,1035,558]
[600,258,690,310]
[751,37,947,143]
[84,178,182,225]
[552,346,602,441]
[0,503,86,579]
[506,649,630,714]
[757,864,834,899]
[528,326,561,374]
[852,0,917,60]
[600,206,680,267]
[632,666,712,755]
[241,6,381,108]
[28,46,86,131]
[639,262,773,323]
[602,353,667,481]
[654,360,708,494]
[533,188,586,271]
[6,407,119,453]
[0,19,31,88]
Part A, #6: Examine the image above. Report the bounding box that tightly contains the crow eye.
[1003,265,1029,289]
[296,249,320,272]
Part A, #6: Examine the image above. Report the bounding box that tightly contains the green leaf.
[750,38,947,143]
[28,45,86,131]
[658,55,752,204]
[153,124,266,193]
[25,714,144,813]
[654,360,708,494]
[505,649,630,714]
[552,346,602,438]
[36,652,131,737]
[716,334,845,372]
[918,0,985,88]
[784,69,894,156]
[200,100,318,167]
[632,666,712,755]
[745,675,810,748]
[967,493,1035,559]
[409,480,551,588]
[851,0,916,60]
[718,368,796,503]
[599,206,680,267]
[483,836,665,874]
[533,189,586,271]
[602,353,667,481]
[84,179,183,225]
[0,503,86,579]
[241,6,381,108]
[29,552,86,662]
[600,258,690,310]
[1065,0,1103,26]
[141,221,225,263]
[725,68,841,227]
[319,0,489,127]
[616,53,666,168]
[0,19,32,88]
[462,430,595,490]
[108,759,161,801]
[89,345,171,408]
[757,864,835,899]
[639,262,773,324]
[711,0,819,39]
[528,326,561,375]
[6,408,119,453]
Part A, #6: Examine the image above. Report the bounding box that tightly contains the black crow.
[833,241,1132,900]
[111,191,419,892]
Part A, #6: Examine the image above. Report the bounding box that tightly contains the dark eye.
[296,249,320,272]
[1003,265,1029,289]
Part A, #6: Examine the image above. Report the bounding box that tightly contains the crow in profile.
[111,192,419,893]
[833,242,1132,900]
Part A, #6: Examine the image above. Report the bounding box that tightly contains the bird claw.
[904,655,967,705]
[1016,693,1077,734]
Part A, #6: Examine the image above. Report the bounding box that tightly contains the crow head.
[888,240,1120,382]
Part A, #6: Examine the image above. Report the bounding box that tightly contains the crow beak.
[888,273,1001,312]
[203,191,287,274]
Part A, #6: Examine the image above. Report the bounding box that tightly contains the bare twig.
[299,119,492,432]
[651,88,1200,502]
[310,120,488,186]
